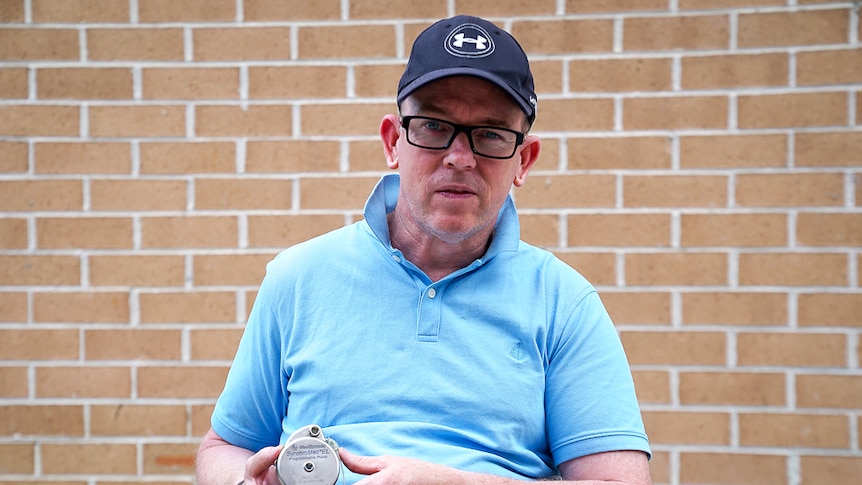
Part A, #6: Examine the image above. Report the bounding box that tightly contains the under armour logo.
[452,32,487,50]
[445,23,495,58]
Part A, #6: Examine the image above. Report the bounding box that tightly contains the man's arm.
[339,448,652,485]
[195,428,283,485]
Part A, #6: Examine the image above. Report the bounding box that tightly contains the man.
[195,15,651,485]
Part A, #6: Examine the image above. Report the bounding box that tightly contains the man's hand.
[339,448,469,485]
[242,445,283,484]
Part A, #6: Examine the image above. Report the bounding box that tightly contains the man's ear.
[380,114,401,170]
[513,134,541,187]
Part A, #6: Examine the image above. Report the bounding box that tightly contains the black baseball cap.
[397,15,537,124]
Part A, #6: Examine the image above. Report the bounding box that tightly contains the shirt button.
[392,255,402,263]
[427,288,437,299]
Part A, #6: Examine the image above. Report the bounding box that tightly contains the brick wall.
[0,0,860,483]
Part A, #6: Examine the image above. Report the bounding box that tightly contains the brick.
[643,411,730,445]
[85,329,182,360]
[191,404,215,436]
[735,173,844,207]
[195,178,294,210]
[33,292,129,323]
[196,105,293,137]
[512,19,614,54]
[796,374,862,409]
[143,67,239,100]
[87,28,184,61]
[0,405,83,436]
[36,217,132,249]
[193,27,292,61]
[350,0,447,19]
[738,92,848,129]
[36,366,131,398]
[515,174,616,209]
[141,216,237,249]
[90,179,187,211]
[38,67,132,100]
[800,456,862,484]
[521,213,560,247]
[569,58,672,93]
[249,66,347,99]
[355,63,404,98]
[624,15,729,51]
[0,443,33,474]
[679,134,787,169]
[190,327,244,360]
[681,213,787,247]
[738,332,846,367]
[531,60,564,95]
[194,254,273,286]
[141,142,235,174]
[0,28,79,61]
[679,0,783,8]
[246,140,340,173]
[796,131,862,167]
[90,255,185,287]
[137,366,230,398]
[0,255,80,286]
[679,453,786,485]
[682,53,788,89]
[35,142,131,174]
[0,329,79,360]
[32,0,129,23]
[534,138,560,170]
[144,442,199,474]
[298,25,395,59]
[89,105,186,137]
[0,1,24,21]
[299,176,379,210]
[0,67,27,98]
[1,180,82,212]
[569,213,670,247]
[349,140,390,172]
[554,252,616,286]
[620,331,726,365]
[624,175,727,208]
[739,9,849,48]
[41,443,136,474]
[533,98,615,132]
[567,0,668,13]
[0,367,28,397]
[0,105,79,136]
[0,218,27,249]
[0,291,27,322]
[300,103,393,136]
[742,412,849,449]
[679,372,786,406]
[738,252,848,286]
[798,293,862,327]
[602,291,671,325]
[568,136,671,170]
[139,291,236,323]
[244,0,340,20]
[91,404,187,436]
[631,370,671,404]
[623,96,728,130]
[798,48,862,85]
[649,452,671,485]
[798,213,862,246]
[139,0,235,22]
[682,292,788,326]
[0,141,28,172]
[248,214,346,248]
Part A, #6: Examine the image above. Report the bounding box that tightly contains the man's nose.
[443,132,476,169]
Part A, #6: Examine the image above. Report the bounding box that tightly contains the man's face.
[381,76,540,246]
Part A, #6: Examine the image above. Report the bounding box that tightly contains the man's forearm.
[195,428,254,485]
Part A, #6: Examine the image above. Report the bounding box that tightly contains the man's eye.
[477,129,504,140]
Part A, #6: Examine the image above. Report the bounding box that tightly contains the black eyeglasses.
[400,116,526,160]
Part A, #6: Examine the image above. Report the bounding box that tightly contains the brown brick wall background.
[1,0,860,483]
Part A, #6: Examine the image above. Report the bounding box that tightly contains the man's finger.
[339,448,384,475]
[246,445,283,479]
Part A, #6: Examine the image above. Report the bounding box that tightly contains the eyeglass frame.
[399,115,527,160]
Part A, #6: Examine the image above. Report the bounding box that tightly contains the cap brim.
[397,67,535,121]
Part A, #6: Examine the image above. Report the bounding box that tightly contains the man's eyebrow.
[408,100,515,128]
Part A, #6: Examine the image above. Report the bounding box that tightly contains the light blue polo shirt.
[211,174,650,482]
